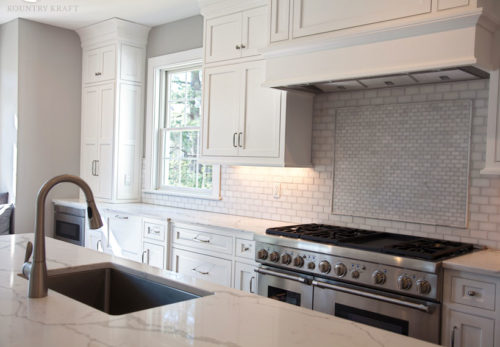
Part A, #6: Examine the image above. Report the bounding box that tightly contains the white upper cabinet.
[201,60,313,166]
[77,19,150,203]
[83,45,116,83]
[204,6,267,63]
[290,0,431,39]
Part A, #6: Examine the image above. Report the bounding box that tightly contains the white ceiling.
[0,0,200,30]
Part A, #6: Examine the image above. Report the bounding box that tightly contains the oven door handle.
[312,280,432,313]
[255,268,310,284]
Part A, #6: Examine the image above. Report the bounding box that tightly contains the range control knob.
[269,251,280,263]
[416,280,432,294]
[318,261,331,274]
[257,249,268,260]
[351,270,360,279]
[334,263,347,277]
[307,262,316,270]
[398,275,413,290]
[372,271,386,285]
[293,256,304,268]
[281,253,292,265]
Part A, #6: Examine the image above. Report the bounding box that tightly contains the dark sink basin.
[46,264,212,315]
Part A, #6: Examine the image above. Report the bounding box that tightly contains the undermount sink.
[45,263,212,315]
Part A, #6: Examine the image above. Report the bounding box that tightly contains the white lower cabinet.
[442,269,499,347]
[172,248,232,287]
[87,229,106,252]
[234,261,258,294]
[106,213,142,262]
[142,242,165,269]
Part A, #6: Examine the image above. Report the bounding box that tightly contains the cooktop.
[266,223,474,261]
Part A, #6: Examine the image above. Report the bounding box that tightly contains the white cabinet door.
[96,84,115,199]
[120,44,145,82]
[81,86,100,194]
[202,65,240,156]
[143,242,165,269]
[241,7,268,58]
[86,229,104,252]
[172,248,232,287]
[239,61,281,158]
[291,0,431,39]
[205,13,242,63]
[83,45,116,83]
[234,262,258,294]
[116,83,142,200]
[107,213,142,262]
[270,0,290,42]
[444,310,495,347]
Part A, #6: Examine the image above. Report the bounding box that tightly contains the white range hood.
[262,5,500,91]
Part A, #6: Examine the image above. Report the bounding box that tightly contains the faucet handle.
[24,241,33,263]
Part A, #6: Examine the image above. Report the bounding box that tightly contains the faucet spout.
[26,174,103,298]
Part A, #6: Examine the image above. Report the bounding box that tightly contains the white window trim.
[144,48,221,200]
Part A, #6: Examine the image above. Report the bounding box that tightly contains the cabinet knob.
[235,45,241,50]
[467,290,477,297]
[95,72,102,76]
[240,44,246,49]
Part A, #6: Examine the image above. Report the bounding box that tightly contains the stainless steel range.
[254,224,477,344]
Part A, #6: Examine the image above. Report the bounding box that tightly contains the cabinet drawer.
[172,248,232,287]
[143,221,166,242]
[235,239,255,260]
[173,226,233,255]
[143,242,165,269]
[451,275,496,311]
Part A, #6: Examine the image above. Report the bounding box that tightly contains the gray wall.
[15,19,82,235]
[147,15,203,58]
[0,20,19,202]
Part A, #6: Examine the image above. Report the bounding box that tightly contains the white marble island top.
[0,234,438,347]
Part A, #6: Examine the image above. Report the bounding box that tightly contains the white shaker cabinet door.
[202,65,240,156]
[107,213,142,262]
[83,45,116,83]
[241,6,268,58]
[81,86,100,194]
[234,261,258,294]
[445,310,495,347]
[238,61,281,158]
[96,84,115,200]
[143,242,165,269]
[205,13,242,63]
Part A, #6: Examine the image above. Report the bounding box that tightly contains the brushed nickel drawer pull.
[115,215,128,220]
[192,267,209,275]
[193,235,210,243]
[467,290,477,297]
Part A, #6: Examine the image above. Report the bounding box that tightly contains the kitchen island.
[0,234,437,347]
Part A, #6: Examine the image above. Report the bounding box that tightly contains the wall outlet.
[273,182,281,199]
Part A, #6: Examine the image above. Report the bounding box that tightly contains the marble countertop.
[0,234,438,347]
[443,249,500,277]
[53,198,289,237]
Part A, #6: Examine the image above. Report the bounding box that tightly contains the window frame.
[144,48,221,200]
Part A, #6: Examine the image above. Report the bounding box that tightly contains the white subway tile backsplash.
[143,80,500,249]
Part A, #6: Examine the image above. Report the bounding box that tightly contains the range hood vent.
[274,66,489,94]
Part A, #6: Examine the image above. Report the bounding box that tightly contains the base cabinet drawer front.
[451,276,496,311]
[173,226,233,255]
[143,242,165,269]
[172,248,232,287]
[143,220,166,242]
[234,262,258,294]
[235,239,255,260]
[444,309,495,347]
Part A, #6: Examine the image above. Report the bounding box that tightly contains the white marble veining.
[0,234,438,347]
[443,249,500,277]
[53,198,289,237]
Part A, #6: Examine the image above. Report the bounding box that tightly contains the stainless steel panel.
[312,279,440,344]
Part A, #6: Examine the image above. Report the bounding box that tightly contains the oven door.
[54,212,85,246]
[312,278,441,344]
[256,265,313,309]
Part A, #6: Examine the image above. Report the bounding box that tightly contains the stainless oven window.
[56,220,81,242]
[268,286,301,306]
[335,303,409,335]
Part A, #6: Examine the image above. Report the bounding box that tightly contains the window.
[144,49,220,199]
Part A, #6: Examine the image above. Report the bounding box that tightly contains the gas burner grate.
[301,228,381,244]
[381,239,475,260]
[266,224,336,238]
